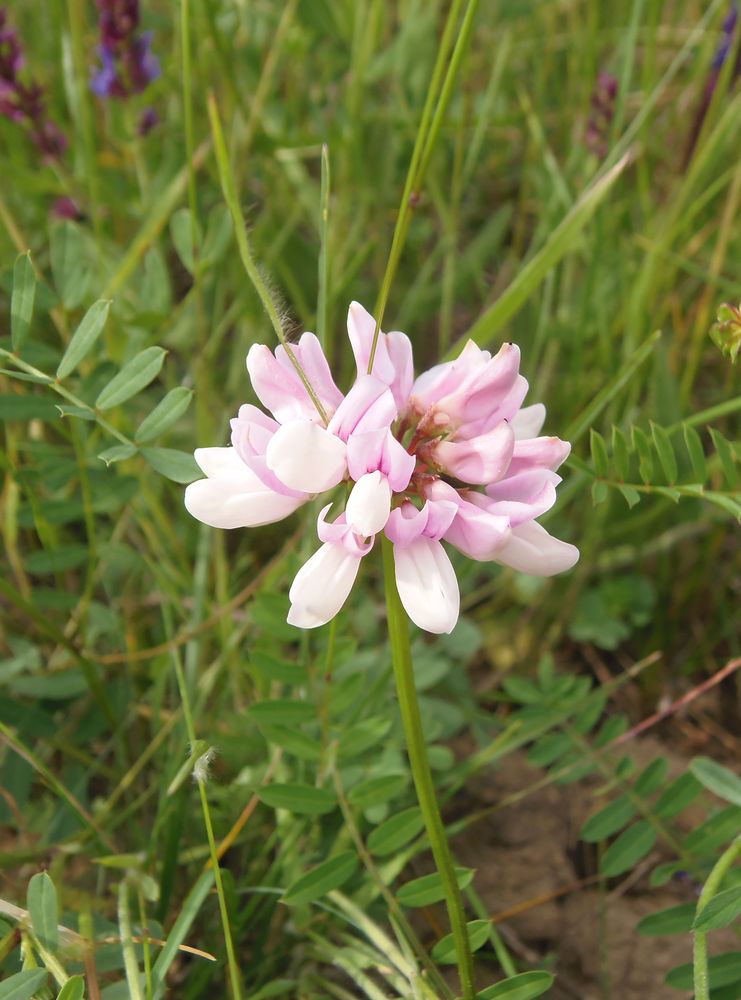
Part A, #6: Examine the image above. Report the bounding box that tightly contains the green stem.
[693,833,741,1000]
[381,537,476,999]
[206,92,328,425]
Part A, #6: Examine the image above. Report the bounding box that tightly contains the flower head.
[91,0,160,100]
[185,303,579,634]
[0,7,67,159]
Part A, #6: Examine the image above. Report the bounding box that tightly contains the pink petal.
[393,537,460,634]
[328,375,397,441]
[345,471,392,537]
[266,420,347,493]
[432,420,515,485]
[507,436,571,475]
[346,428,415,492]
[287,542,363,628]
[494,520,579,576]
[510,403,546,440]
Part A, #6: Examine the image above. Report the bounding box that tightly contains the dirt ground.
[433,736,740,999]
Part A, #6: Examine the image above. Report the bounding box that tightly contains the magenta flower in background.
[91,0,160,100]
[185,303,579,634]
[0,7,67,159]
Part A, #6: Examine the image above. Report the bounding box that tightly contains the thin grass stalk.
[207,92,328,424]
[368,0,473,371]
[693,833,741,1000]
[381,537,476,999]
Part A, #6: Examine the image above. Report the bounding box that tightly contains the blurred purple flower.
[91,0,160,100]
[52,196,84,221]
[0,7,67,159]
[585,72,618,159]
[137,105,159,136]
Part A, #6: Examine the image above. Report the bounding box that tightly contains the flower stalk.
[693,832,741,1000]
[382,535,476,999]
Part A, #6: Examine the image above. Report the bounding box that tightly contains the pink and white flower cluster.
[184,303,578,633]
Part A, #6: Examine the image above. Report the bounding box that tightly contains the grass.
[0,1,740,998]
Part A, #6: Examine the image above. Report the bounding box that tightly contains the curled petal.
[494,520,579,576]
[346,428,415,492]
[443,499,511,561]
[385,498,458,546]
[193,446,250,480]
[345,471,392,537]
[266,420,347,493]
[480,469,560,525]
[287,542,363,628]
[457,376,529,440]
[328,375,397,441]
[432,420,515,485]
[317,504,373,556]
[393,537,460,634]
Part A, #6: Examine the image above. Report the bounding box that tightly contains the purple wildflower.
[137,106,159,136]
[0,7,67,159]
[91,0,160,100]
[52,196,84,221]
[585,72,618,159]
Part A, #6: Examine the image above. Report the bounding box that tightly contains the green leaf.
[347,774,407,810]
[98,444,137,466]
[140,447,199,483]
[50,221,89,309]
[0,394,59,421]
[27,871,59,950]
[170,207,200,274]
[694,886,741,932]
[397,867,474,907]
[683,424,707,482]
[249,700,316,726]
[581,795,636,842]
[135,387,193,443]
[590,429,609,477]
[259,725,322,760]
[25,544,89,574]
[338,717,392,758]
[56,404,96,420]
[150,871,214,997]
[600,821,656,876]
[611,426,631,480]
[631,426,654,483]
[703,490,741,521]
[249,652,307,685]
[246,981,298,1000]
[431,919,489,963]
[57,300,111,379]
[617,484,641,508]
[686,807,741,854]
[258,783,337,815]
[650,421,678,483]
[591,480,609,505]
[634,757,668,796]
[636,902,695,936]
[11,252,36,353]
[458,154,629,353]
[283,850,358,905]
[653,771,701,819]
[95,347,167,410]
[475,971,555,999]
[690,757,741,807]
[56,976,85,1000]
[367,807,425,856]
[665,952,741,991]
[710,429,739,489]
[0,970,49,1000]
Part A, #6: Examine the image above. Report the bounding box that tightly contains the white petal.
[510,403,546,440]
[494,520,579,576]
[194,447,252,480]
[287,542,362,628]
[345,472,391,537]
[266,421,347,493]
[394,538,459,634]
[184,478,303,529]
